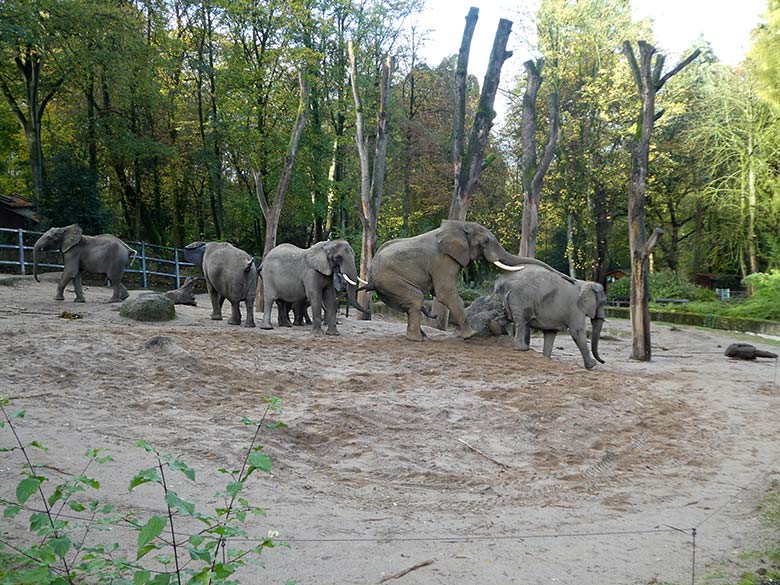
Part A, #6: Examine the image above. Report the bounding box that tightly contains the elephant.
[183,241,258,327]
[33,224,136,303]
[364,219,575,341]
[259,240,369,335]
[494,266,607,369]
[276,272,348,327]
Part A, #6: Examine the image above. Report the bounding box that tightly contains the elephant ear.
[306,242,332,276]
[436,221,470,267]
[61,225,83,253]
[577,282,602,319]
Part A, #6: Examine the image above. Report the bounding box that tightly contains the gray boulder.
[120,293,175,321]
[465,294,510,337]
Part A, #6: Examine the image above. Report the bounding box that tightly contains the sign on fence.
[0,227,193,288]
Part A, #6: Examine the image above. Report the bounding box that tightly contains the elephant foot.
[54,295,65,301]
[405,332,424,342]
[512,341,531,351]
[227,318,241,326]
[326,329,340,336]
[74,297,86,303]
[107,297,122,303]
[243,321,256,328]
[259,323,274,330]
[311,328,325,336]
[120,292,130,301]
[210,314,223,321]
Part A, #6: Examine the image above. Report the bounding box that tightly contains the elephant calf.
[33,224,136,303]
[184,241,258,327]
[495,266,606,369]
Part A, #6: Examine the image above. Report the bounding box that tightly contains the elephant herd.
[32,220,607,369]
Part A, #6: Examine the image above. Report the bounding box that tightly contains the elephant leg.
[571,327,596,370]
[542,330,557,358]
[512,320,531,351]
[207,282,222,320]
[119,282,129,301]
[228,300,242,325]
[434,282,475,339]
[260,287,275,330]
[72,273,86,303]
[323,285,339,336]
[243,296,256,327]
[277,301,293,327]
[307,288,324,336]
[55,266,78,301]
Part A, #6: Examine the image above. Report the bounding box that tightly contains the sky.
[411,0,768,120]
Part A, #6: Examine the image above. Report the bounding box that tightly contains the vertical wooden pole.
[18,229,26,275]
[141,241,148,289]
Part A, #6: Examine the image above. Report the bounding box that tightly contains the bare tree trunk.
[349,41,394,320]
[434,9,513,329]
[518,59,560,258]
[254,71,309,258]
[567,212,577,279]
[623,40,699,361]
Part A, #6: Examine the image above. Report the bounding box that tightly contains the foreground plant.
[0,395,287,584]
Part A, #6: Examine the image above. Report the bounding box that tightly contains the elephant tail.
[125,242,138,265]
[244,258,254,273]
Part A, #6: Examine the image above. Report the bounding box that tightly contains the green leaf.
[129,468,161,491]
[10,409,26,419]
[266,422,288,430]
[248,452,272,473]
[3,505,20,518]
[213,563,235,579]
[169,460,195,481]
[100,504,116,514]
[241,416,258,426]
[29,440,46,451]
[136,543,159,561]
[134,569,151,585]
[49,536,71,557]
[29,512,50,532]
[150,573,172,585]
[136,440,156,453]
[188,546,212,562]
[76,475,100,489]
[165,491,196,516]
[48,486,63,507]
[68,501,86,512]
[225,481,243,498]
[137,515,166,557]
[187,568,210,584]
[16,476,43,504]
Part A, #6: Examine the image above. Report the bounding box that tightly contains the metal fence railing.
[0,227,194,289]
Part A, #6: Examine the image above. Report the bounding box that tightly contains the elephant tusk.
[358,276,369,285]
[342,274,358,286]
[494,260,525,272]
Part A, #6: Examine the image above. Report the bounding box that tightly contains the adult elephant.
[184,241,258,327]
[365,220,575,341]
[33,224,136,303]
[495,266,606,369]
[260,240,369,335]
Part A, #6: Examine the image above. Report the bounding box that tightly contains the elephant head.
[436,220,571,277]
[183,241,207,269]
[33,224,83,282]
[306,240,370,315]
[577,281,607,364]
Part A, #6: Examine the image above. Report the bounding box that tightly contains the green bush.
[607,270,717,302]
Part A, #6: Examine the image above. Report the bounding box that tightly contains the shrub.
[607,270,716,302]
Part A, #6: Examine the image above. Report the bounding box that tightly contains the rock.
[724,343,778,360]
[144,335,188,356]
[120,293,175,321]
[164,277,198,306]
[465,294,510,337]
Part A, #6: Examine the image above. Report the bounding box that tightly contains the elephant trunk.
[32,241,43,282]
[346,282,371,314]
[591,317,605,364]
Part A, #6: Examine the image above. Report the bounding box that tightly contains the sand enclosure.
[2,275,780,584]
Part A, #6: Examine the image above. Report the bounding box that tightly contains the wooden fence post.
[18,229,26,275]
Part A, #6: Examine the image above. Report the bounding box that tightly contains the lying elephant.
[184,241,257,327]
[260,240,369,335]
[365,220,574,341]
[33,224,136,303]
[495,266,606,369]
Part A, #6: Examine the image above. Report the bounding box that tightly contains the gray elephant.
[365,220,575,341]
[494,266,607,369]
[33,224,136,303]
[259,240,369,335]
[184,241,257,327]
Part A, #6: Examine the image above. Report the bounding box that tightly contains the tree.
[623,40,699,361]
[750,0,780,108]
[348,40,394,319]
[518,58,559,257]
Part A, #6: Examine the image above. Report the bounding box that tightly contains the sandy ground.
[2,274,780,584]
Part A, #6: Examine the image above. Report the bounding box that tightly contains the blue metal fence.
[0,227,193,288]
